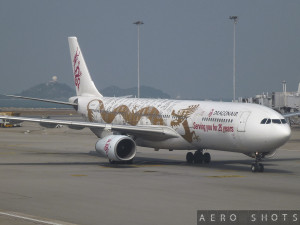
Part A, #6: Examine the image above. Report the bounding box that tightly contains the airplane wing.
[0,116,180,140]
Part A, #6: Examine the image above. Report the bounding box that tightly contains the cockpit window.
[260,118,267,124]
[261,118,286,124]
[272,119,281,124]
[281,119,287,124]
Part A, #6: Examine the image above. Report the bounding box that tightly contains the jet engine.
[95,135,136,162]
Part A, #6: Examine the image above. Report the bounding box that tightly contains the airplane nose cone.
[283,125,291,141]
[274,125,291,146]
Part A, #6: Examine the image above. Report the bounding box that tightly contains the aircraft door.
[237,111,251,132]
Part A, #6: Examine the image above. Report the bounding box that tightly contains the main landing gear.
[251,152,264,173]
[186,150,211,164]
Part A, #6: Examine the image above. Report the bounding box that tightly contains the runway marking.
[0,151,16,155]
[205,175,244,178]
[0,211,65,225]
[215,169,235,172]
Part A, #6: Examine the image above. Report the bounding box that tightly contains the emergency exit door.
[237,112,251,132]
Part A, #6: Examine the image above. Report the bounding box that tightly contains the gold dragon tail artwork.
[87,100,164,126]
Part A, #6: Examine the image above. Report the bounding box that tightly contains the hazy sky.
[0,0,299,100]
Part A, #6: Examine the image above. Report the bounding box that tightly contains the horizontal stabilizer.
[5,95,77,106]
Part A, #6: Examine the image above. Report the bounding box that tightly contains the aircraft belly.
[194,130,240,152]
[137,137,194,150]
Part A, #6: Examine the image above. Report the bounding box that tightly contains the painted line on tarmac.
[205,175,244,178]
[0,151,16,155]
[0,211,65,225]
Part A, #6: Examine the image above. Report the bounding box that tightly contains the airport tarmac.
[0,122,300,225]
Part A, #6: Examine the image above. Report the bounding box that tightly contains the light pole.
[133,21,144,98]
[229,16,238,102]
[282,80,287,107]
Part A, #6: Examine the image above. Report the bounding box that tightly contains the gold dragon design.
[87,100,199,143]
[170,104,200,143]
[87,100,164,126]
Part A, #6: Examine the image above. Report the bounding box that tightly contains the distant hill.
[0,81,75,108]
[16,82,170,99]
[0,82,171,108]
[17,81,75,101]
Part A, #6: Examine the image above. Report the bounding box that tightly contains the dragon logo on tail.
[73,47,82,90]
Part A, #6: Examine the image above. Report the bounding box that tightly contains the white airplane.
[1,37,295,173]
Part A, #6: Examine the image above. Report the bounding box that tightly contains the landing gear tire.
[258,163,264,172]
[251,163,264,173]
[194,151,203,164]
[186,152,194,164]
[251,163,258,172]
[251,152,264,173]
[203,153,211,164]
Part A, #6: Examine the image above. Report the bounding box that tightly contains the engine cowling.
[95,135,136,162]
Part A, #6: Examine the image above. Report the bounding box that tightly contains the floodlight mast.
[229,16,238,102]
[133,21,144,98]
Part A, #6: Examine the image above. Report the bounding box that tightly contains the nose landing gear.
[186,150,211,164]
[251,152,264,173]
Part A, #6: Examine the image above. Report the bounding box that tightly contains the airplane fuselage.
[75,96,291,154]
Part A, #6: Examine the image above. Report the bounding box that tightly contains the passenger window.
[272,119,281,124]
[266,119,271,124]
[260,118,267,124]
[281,119,287,124]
